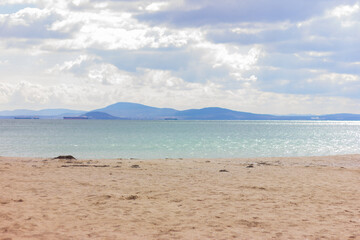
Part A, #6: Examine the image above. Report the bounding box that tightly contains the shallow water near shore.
[0,120,359,159]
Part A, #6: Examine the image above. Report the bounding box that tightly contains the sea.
[0,120,359,159]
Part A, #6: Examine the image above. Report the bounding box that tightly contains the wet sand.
[0,155,359,240]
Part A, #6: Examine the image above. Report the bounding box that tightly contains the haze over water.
[0,120,359,159]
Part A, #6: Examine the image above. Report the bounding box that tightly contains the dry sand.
[0,155,359,240]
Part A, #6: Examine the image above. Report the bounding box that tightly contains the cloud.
[0,7,67,38]
[188,42,261,89]
[0,1,38,6]
[137,0,358,26]
[203,2,360,99]
[0,81,105,110]
[0,0,360,114]
[330,3,360,18]
[0,83,15,103]
[87,63,134,86]
[85,41,261,90]
[208,4,360,54]
[44,12,203,51]
[145,2,169,12]
[47,54,98,74]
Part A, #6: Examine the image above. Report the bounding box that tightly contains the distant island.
[0,102,360,120]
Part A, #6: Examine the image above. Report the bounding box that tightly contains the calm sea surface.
[0,120,359,159]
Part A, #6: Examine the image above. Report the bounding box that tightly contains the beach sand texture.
[0,155,359,239]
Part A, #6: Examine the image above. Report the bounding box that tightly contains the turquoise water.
[0,120,359,159]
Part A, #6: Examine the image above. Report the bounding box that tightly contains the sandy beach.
[0,155,359,240]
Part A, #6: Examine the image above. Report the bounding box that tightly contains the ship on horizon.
[14,116,39,119]
[63,116,89,120]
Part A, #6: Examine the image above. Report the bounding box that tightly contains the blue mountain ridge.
[174,107,277,120]
[94,102,178,119]
[82,111,122,120]
[1,102,360,120]
[86,102,360,120]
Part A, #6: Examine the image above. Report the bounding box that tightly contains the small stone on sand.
[53,155,76,160]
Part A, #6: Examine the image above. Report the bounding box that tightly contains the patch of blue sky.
[0,4,36,14]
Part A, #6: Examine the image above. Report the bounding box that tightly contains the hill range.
[0,102,360,120]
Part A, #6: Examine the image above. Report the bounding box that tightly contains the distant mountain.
[82,111,120,120]
[1,102,360,120]
[175,107,277,120]
[91,103,360,120]
[317,113,360,121]
[94,102,178,119]
[272,114,360,121]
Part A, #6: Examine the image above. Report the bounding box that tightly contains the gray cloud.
[92,47,232,86]
[137,0,357,26]
[92,48,191,72]
[195,1,360,100]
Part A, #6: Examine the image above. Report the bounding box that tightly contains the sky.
[0,0,360,114]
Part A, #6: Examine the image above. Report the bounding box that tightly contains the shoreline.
[1,153,360,167]
[1,155,359,239]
